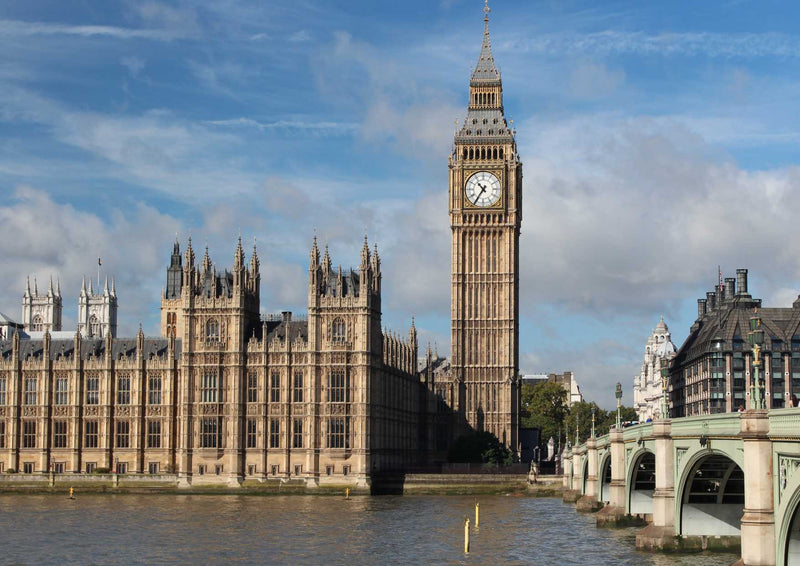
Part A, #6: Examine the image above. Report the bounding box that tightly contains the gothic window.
[462,148,467,160]
[84,420,98,448]
[201,371,218,403]
[327,417,349,449]
[269,418,280,448]
[499,148,504,159]
[22,420,36,448]
[148,375,162,405]
[200,418,219,448]
[293,371,304,403]
[247,372,258,403]
[206,319,220,340]
[293,418,303,449]
[55,377,68,405]
[117,375,131,405]
[469,148,474,160]
[0,377,6,405]
[247,418,257,448]
[31,315,43,332]
[53,420,67,448]
[481,148,486,159]
[328,369,349,403]
[331,318,346,343]
[0,421,5,449]
[89,315,100,337]
[147,420,161,448]
[115,420,130,448]
[86,375,99,405]
[270,372,280,403]
[24,377,37,405]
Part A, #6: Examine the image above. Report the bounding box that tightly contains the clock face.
[465,171,501,207]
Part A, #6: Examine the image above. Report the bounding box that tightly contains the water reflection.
[0,495,739,565]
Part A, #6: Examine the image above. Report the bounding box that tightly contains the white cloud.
[0,186,181,335]
[121,55,146,77]
[504,31,800,58]
[289,30,311,43]
[0,19,187,41]
[568,60,626,99]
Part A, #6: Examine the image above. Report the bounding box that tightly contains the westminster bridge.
[563,408,800,566]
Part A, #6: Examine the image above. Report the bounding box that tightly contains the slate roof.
[0,337,180,361]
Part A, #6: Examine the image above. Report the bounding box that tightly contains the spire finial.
[483,0,490,22]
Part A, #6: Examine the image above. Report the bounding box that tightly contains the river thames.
[0,494,739,565]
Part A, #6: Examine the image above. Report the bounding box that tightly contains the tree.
[520,381,568,447]
[447,430,514,465]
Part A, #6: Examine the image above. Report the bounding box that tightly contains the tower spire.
[472,0,499,84]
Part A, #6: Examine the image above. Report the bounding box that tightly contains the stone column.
[609,429,626,509]
[636,419,676,550]
[586,437,598,498]
[572,448,583,492]
[739,410,774,566]
[562,449,572,489]
[651,419,675,529]
[577,437,604,512]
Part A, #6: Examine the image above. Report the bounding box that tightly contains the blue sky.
[3,0,800,408]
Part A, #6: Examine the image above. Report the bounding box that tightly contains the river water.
[0,494,739,565]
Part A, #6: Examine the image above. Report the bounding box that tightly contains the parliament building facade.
[0,4,522,485]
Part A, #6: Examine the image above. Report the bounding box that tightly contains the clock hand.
[474,186,486,201]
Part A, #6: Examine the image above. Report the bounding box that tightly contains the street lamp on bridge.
[615,382,623,429]
[591,405,596,438]
[748,309,765,410]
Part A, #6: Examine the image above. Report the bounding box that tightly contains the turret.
[166,238,183,299]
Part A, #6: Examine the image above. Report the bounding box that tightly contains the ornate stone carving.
[779,455,800,503]
[117,406,131,417]
[23,406,37,416]
[54,406,69,417]
[147,406,162,417]
[676,447,688,469]
[84,406,99,416]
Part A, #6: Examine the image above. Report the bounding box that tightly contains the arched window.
[462,148,467,160]
[499,148,504,160]
[89,315,100,337]
[31,315,43,332]
[206,319,219,340]
[469,148,474,160]
[493,148,498,159]
[481,148,486,160]
[331,318,346,343]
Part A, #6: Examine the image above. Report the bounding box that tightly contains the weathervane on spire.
[483,0,491,21]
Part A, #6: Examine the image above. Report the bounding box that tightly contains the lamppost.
[591,405,596,438]
[660,357,670,419]
[615,382,623,428]
[574,415,579,446]
[749,309,765,410]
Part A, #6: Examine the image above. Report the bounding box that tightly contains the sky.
[3,0,800,409]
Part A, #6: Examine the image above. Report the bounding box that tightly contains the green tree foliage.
[447,430,514,465]
[520,381,568,445]
[521,380,640,448]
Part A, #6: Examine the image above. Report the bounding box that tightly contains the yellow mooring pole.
[475,501,480,527]
[69,487,74,500]
[345,488,350,500]
[464,517,470,554]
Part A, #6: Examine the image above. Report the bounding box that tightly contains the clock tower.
[449,1,521,451]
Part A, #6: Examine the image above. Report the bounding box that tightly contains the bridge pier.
[563,449,581,503]
[577,437,603,512]
[738,410,774,566]
[597,428,644,527]
[636,419,678,550]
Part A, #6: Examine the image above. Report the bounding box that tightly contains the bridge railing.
[768,407,800,439]
[669,411,741,438]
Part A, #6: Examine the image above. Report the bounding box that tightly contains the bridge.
[563,409,800,566]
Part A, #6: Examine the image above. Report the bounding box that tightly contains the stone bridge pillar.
[739,410,774,566]
[572,447,584,492]
[636,419,675,549]
[578,437,603,512]
[562,449,572,489]
[596,428,636,526]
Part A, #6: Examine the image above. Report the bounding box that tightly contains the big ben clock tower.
[449,1,521,451]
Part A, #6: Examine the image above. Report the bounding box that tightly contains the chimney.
[698,299,707,318]
[716,284,724,306]
[724,278,736,300]
[707,291,716,312]
[281,311,292,323]
[737,269,749,296]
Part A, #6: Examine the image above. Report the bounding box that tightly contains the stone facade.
[21,277,62,333]
[633,317,676,421]
[0,237,422,486]
[440,2,521,451]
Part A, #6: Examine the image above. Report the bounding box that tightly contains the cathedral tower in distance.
[449,1,521,450]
